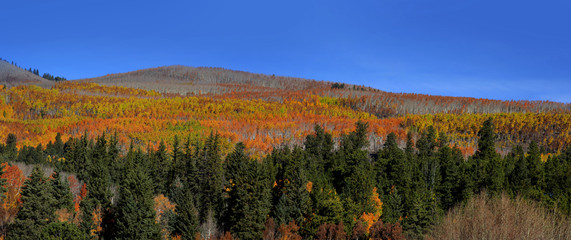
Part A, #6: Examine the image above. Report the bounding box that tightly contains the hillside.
[0,64,568,156]
[0,63,570,239]
[82,66,571,117]
[0,60,54,88]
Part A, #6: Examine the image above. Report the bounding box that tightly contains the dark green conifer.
[173,186,199,240]
[41,221,89,240]
[7,166,56,240]
[50,171,74,212]
[114,168,161,240]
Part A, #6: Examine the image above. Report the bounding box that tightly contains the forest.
[0,61,570,239]
[0,119,570,239]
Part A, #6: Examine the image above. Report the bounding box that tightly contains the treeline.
[1,119,570,239]
[0,57,66,81]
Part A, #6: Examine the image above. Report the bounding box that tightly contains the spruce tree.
[54,132,65,156]
[173,186,199,240]
[473,118,504,193]
[50,171,74,212]
[7,166,56,240]
[0,161,7,201]
[41,221,89,240]
[5,133,17,160]
[151,140,169,194]
[226,143,271,239]
[114,168,161,239]
[197,133,224,221]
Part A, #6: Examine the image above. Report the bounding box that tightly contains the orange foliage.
[306,181,313,193]
[55,208,73,222]
[0,82,568,157]
[154,194,176,238]
[0,163,25,230]
[91,205,103,236]
[359,187,383,233]
[278,221,302,240]
[403,113,571,154]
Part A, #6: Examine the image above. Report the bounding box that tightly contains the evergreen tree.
[86,158,111,208]
[274,169,311,226]
[308,185,345,236]
[305,125,333,182]
[383,187,404,224]
[376,133,410,196]
[114,168,161,239]
[41,221,89,240]
[50,171,74,212]
[509,146,529,193]
[476,118,496,158]
[417,126,436,159]
[173,185,199,240]
[7,166,56,240]
[150,140,169,194]
[526,141,545,199]
[437,144,463,210]
[197,133,224,221]
[167,135,183,191]
[54,132,65,156]
[473,118,504,193]
[5,133,17,160]
[0,161,6,201]
[226,143,272,239]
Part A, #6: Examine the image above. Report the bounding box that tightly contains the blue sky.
[2,0,570,102]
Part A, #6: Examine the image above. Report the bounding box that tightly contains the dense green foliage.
[7,166,57,240]
[2,118,571,239]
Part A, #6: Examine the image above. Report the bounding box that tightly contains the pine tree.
[0,162,7,201]
[437,144,463,210]
[168,135,183,190]
[54,132,65,156]
[5,133,17,160]
[197,133,224,221]
[7,166,56,240]
[226,143,271,239]
[173,186,199,240]
[274,169,311,226]
[41,221,89,240]
[114,168,161,239]
[151,140,169,194]
[50,171,74,212]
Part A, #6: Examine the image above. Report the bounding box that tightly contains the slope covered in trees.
[0,81,570,158]
[82,66,571,116]
[0,120,570,239]
[0,61,570,239]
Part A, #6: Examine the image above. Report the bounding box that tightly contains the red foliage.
[316,221,347,240]
[0,163,25,235]
[369,220,405,240]
[278,221,302,240]
[263,217,277,240]
[350,221,367,240]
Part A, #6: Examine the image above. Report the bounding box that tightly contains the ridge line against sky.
[2,0,570,103]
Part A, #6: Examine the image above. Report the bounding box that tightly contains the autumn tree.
[369,220,404,240]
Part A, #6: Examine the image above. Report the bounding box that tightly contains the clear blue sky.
[3,0,571,102]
